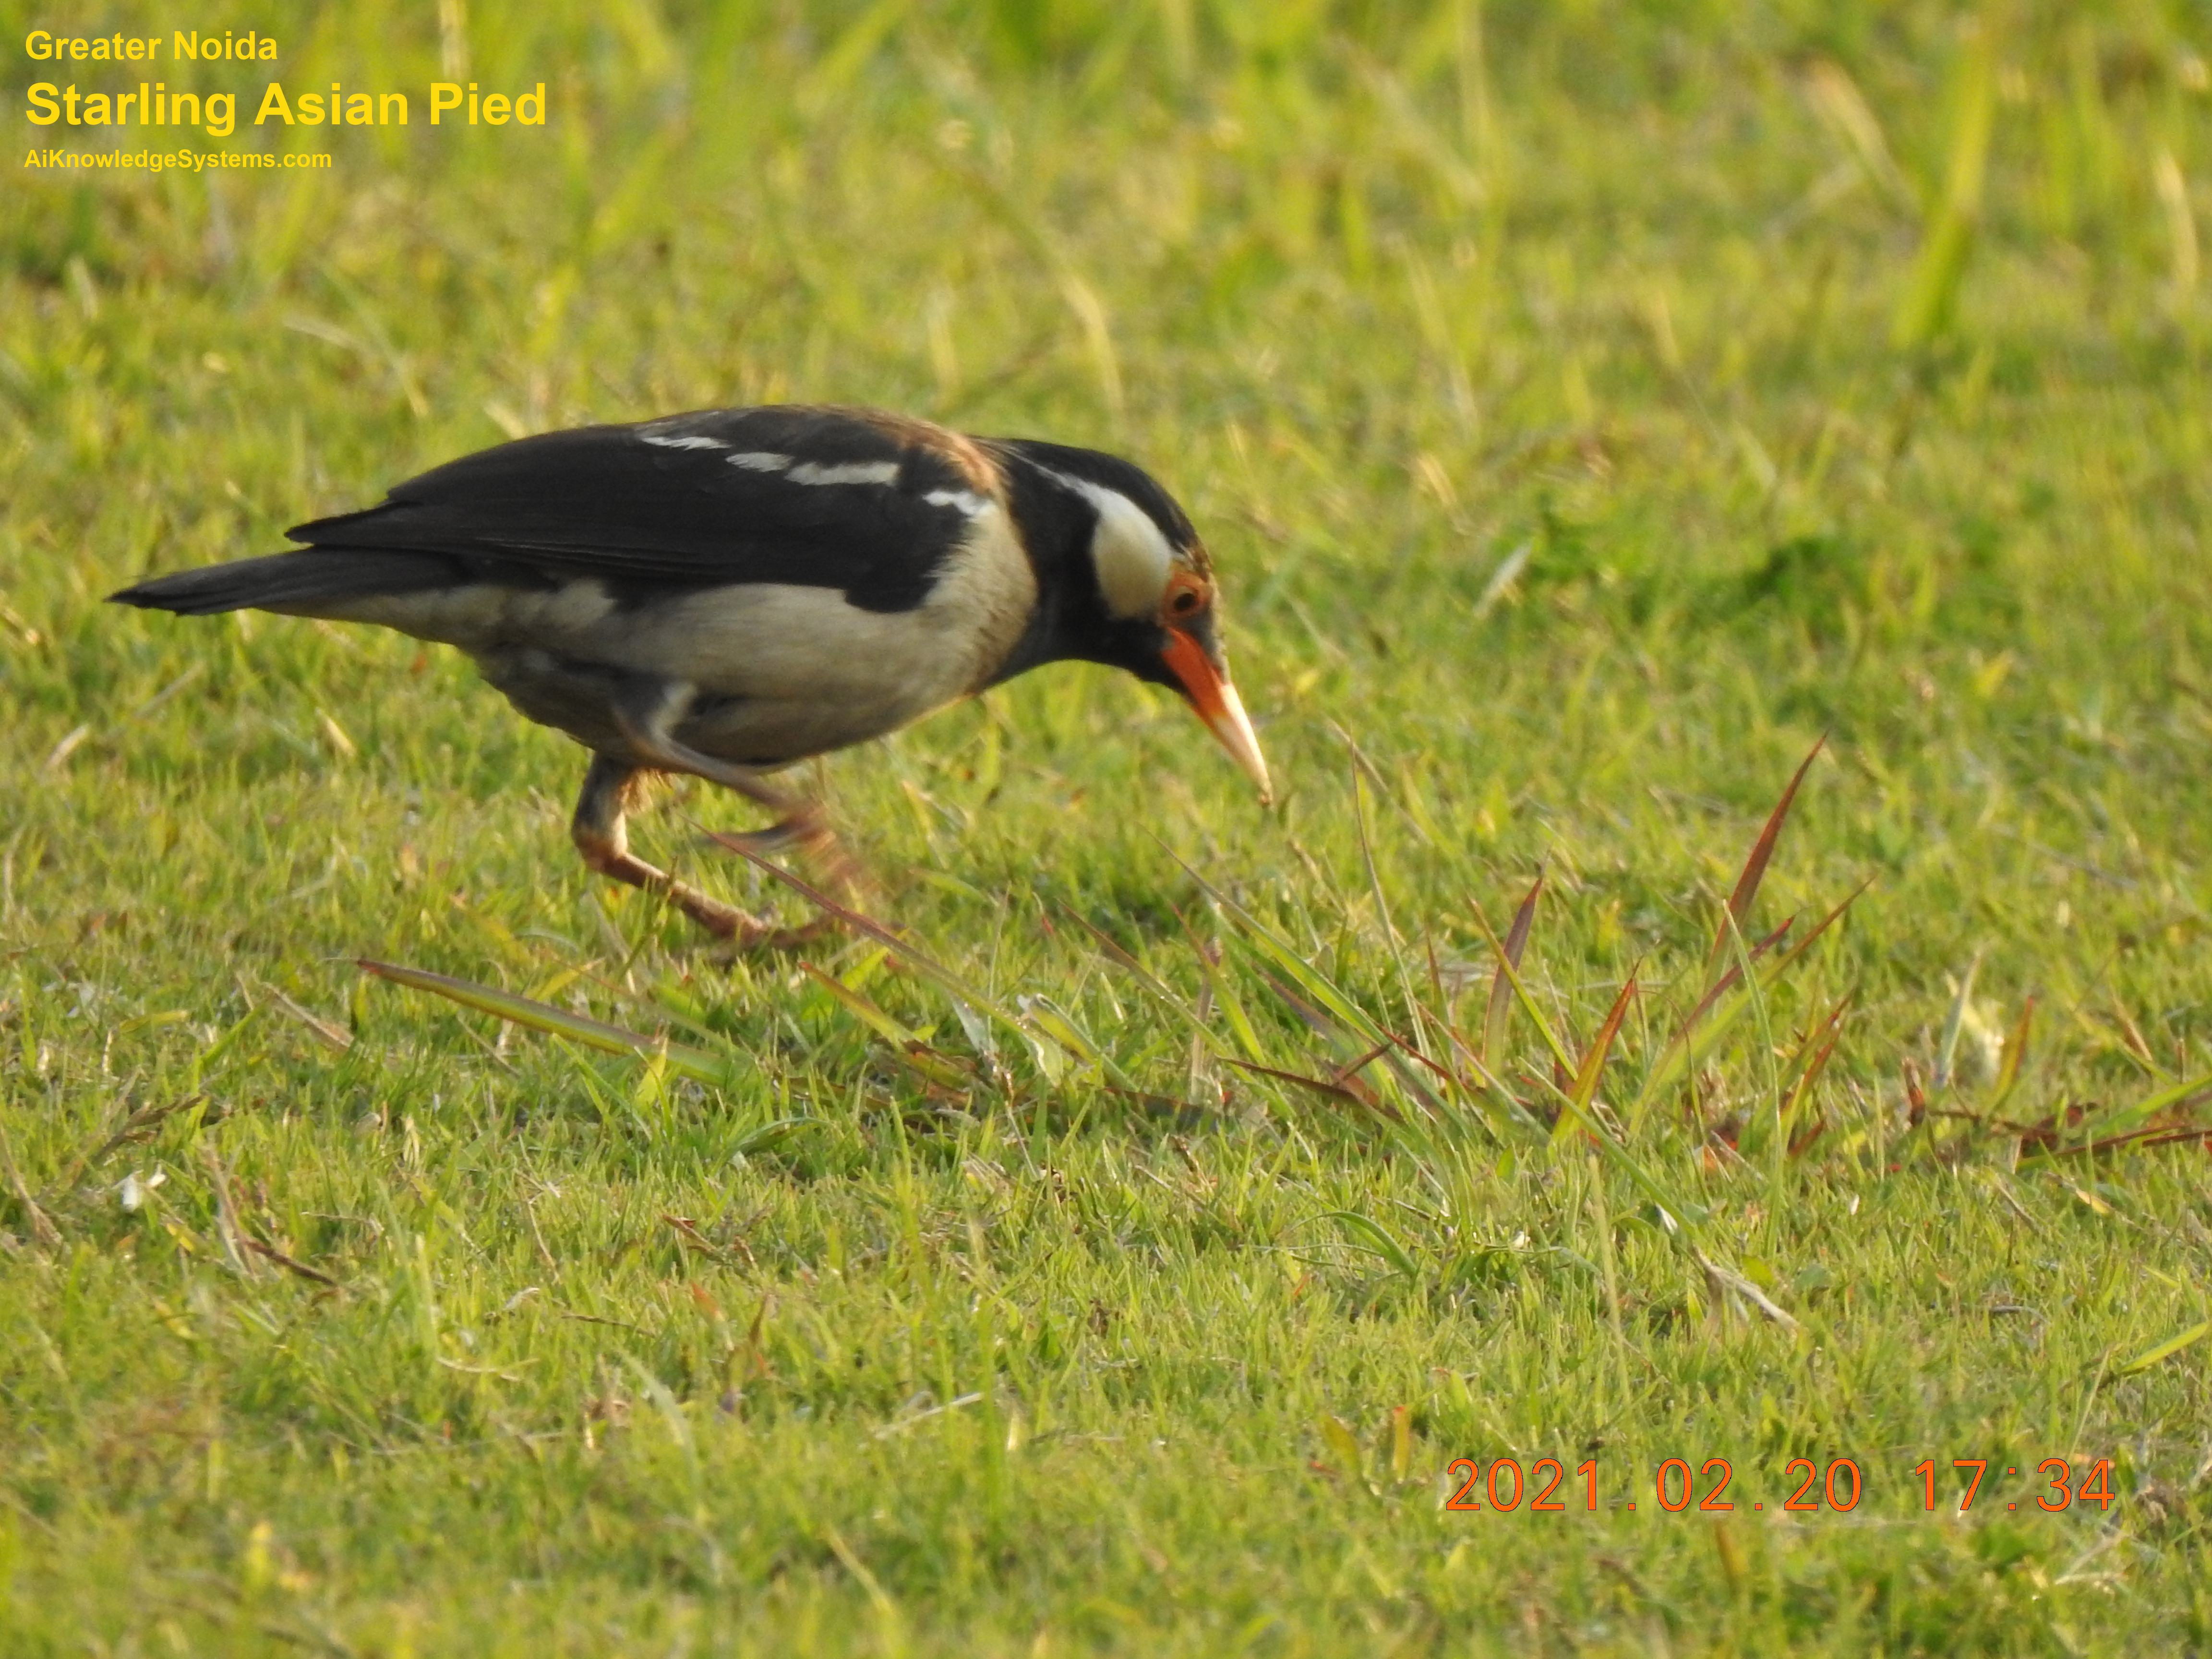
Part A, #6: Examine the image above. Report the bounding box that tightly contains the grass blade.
[1219,1057,1397,1120]
[1985,996,2034,1116]
[2115,1321,2211,1377]
[1159,846,1395,1050]
[2036,1070,2212,1151]
[1322,1209,1420,1279]
[1557,971,1638,1143]
[1779,995,1851,1153]
[359,960,740,1087]
[1768,877,1873,975]
[1064,910,1211,1037]
[1630,881,1869,1126]
[1483,871,1543,1065]
[1465,898,1579,1082]
[713,837,1091,1076]
[709,837,1014,1019]
[799,964,973,1090]
[1572,971,1638,1110]
[1350,769,1426,1054]
[1709,736,1825,977]
[1891,18,1996,351]
[1933,948,1985,1093]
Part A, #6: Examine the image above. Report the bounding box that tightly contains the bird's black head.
[986,438,1270,801]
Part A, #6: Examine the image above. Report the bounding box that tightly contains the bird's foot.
[659,879,841,951]
[687,823,862,953]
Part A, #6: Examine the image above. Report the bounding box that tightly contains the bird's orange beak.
[1161,627,1272,804]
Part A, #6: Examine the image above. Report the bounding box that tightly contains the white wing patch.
[655,440,925,500]
[721,453,900,486]
[1043,469,1175,619]
[924,488,991,517]
[639,431,729,451]
[787,460,902,486]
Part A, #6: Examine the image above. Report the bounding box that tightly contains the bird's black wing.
[286,406,998,613]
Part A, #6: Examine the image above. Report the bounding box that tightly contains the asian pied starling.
[110,405,1272,942]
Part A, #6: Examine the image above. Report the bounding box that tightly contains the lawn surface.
[4,2,2212,1652]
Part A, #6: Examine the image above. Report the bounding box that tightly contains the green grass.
[6,1,2212,1651]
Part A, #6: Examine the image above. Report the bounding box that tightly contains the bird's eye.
[1164,576,1209,620]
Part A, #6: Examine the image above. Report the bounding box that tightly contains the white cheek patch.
[1045,470,1175,619]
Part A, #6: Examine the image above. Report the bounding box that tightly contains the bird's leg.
[610,682,863,904]
[570,755,777,942]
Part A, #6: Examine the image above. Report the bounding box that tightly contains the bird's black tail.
[108,550,456,617]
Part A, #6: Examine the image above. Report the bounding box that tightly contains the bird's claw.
[705,914,837,959]
[706,815,866,907]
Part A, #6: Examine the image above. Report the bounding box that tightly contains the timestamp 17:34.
[1444,1456,2118,1514]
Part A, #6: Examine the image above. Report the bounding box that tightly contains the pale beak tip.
[1209,680,1273,807]
[1159,628,1274,807]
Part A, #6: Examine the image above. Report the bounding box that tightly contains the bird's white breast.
[605,501,1033,708]
[331,502,1038,764]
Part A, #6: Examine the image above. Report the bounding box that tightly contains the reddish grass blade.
[1371,1048,1450,1121]
[1779,995,1851,1153]
[2016,1073,2212,1163]
[1410,1019,1551,1136]
[1769,876,1873,974]
[1483,871,1544,1065]
[1575,972,1640,1102]
[1557,982,1646,1150]
[1629,917,1794,1121]
[1685,917,1796,1030]
[1257,969,1342,1042]
[1631,878,1872,1128]
[1785,1116,1828,1159]
[1559,970,1638,1142]
[1775,993,1851,1095]
[1708,736,1826,975]
[1220,1057,1398,1120]
[1252,974,1439,1119]
[1329,1040,1396,1093]
[1902,1060,1928,1128]
[2019,1123,2212,1164]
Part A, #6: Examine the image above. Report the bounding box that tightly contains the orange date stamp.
[1443,1456,2117,1515]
